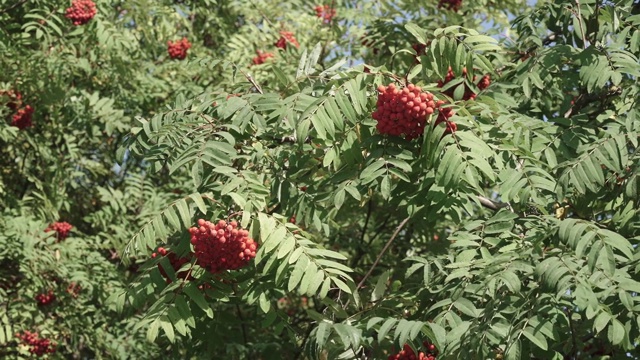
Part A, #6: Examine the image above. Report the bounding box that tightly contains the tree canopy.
[1,0,639,359]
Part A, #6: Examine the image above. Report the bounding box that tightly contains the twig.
[232,286,249,346]
[572,0,588,49]
[356,217,410,290]
[238,68,264,94]
[566,308,578,360]
[349,199,373,268]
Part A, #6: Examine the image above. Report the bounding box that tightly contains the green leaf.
[259,292,270,313]
[608,318,625,345]
[332,277,352,294]
[183,284,213,318]
[371,271,389,302]
[378,318,397,343]
[594,311,610,333]
[147,318,160,342]
[288,254,309,291]
[453,297,480,318]
[522,327,548,350]
[160,316,175,343]
[334,189,346,209]
[380,176,391,200]
[405,23,427,44]
[505,339,521,360]
[277,235,296,259]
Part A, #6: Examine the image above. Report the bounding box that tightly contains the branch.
[232,286,249,346]
[477,195,510,212]
[0,0,28,15]
[356,217,410,290]
[238,68,263,94]
[572,0,588,49]
[349,199,373,268]
[563,85,621,118]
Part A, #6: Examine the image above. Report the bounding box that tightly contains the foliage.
[1,0,639,359]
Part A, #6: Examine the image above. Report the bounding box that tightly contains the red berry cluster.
[15,331,56,356]
[66,282,81,298]
[437,67,490,101]
[388,342,438,360]
[314,4,336,23]
[275,31,300,50]
[65,0,97,26]
[438,0,462,11]
[252,50,274,65]
[45,222,73,241]
[167,38,192,60]
[151,247,193,283]
[11,105,34,129]
[1,90,34,130]
[35,290,56,306]
[372,83,446,140]
[189,219,258,274]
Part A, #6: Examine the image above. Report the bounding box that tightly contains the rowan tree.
[1,0,639,359]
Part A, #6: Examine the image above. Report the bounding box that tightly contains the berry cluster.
[252,50,274,65]
[189,219,257,274]
[66,282,82,298]
[438,0,462,11]
[15,331,56,356]
[35,290,56,306]
[314,4,336,23]
[11,105,34,129]
[388,342,438,360]
[167,38,192,60]
[437,67,490,101]
[372,83,446,140]
[65,0,97,26]
[275,31,300,50]
[277,296,310,316]
[45,222,73,241]
[151,247,193,283]
[1,90,34,130]
[1,89,21,110]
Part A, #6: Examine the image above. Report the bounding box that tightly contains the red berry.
[167,38,192,60]
[154,248,194,283]
[252,50,274,65]
[35,290,56,306]
[314,4,336,23]
[274,31,300,50]
[437,66,490,101]
[65,0,97,26]
[45,221,73,241]
[15,330,56,355]
[190,219,258,274]
[372,83,441,140]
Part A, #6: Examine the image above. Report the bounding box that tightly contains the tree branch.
[349,199,373,268]
[477,195,510,211]
[0,0,28,15]
[356,217,410,290]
